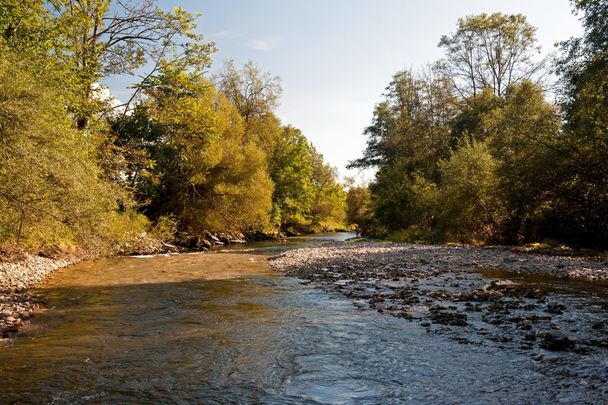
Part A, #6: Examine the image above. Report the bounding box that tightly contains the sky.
[107,0,583,183]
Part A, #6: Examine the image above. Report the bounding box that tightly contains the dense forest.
[0,0,346,254]
[348,0,608,248]
[1,1,606,255]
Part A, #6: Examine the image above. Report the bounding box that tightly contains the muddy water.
[0,240,605,403]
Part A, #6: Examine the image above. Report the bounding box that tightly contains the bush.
[438,140,504,243]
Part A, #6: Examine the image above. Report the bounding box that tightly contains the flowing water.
[0,234,606,403]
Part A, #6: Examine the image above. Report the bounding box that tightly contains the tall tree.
[345,184,373,228]
[349,69,454,233]
[552,0,608,246]
[216,60,282,154]
[115,66,274,234]
[0,53,144,252]
[308,148,346,231]
[438,13,545,98]
[43,0,214,129]
[269,126,314,231]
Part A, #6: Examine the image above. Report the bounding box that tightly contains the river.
[0,233,605,403]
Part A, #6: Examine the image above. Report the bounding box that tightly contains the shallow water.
[0,237,606,403]
[214,231,357,255]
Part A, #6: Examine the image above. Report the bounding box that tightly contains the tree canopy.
[352,6,608,248]
[0,0,347,253]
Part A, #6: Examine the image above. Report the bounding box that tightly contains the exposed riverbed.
[0,236,607,403]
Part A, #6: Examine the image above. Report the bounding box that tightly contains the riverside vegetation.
[0,0,347,260]
[0,0,346,340]
[1,1,606,259]
[347,1,608,250]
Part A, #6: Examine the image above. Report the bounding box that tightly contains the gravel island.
[269,242,608,397]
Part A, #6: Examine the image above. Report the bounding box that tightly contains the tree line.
[348,1,608,248]
[0,0,345,254]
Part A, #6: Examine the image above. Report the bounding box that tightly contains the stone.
[161,242,178,253]
[430,311,468,326]
[546,302,566,314]
[540,330,572,351]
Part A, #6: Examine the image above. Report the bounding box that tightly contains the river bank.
[0,251,82,339]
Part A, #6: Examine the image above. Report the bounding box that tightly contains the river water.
[0,234,605,403]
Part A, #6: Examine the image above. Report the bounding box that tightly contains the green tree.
[552,0,608,246]
[0,53,145,252]
[488,82,562,242]
[216,60,282,155]
[438,13,545,98]
[116,67,274,235]
[449,87,503,148]
[269,126,314,231]
[345,184,373,228]
[438,140,502,242]
[349,69,454,233]
[8,0,216,129]
[308,148,346,231]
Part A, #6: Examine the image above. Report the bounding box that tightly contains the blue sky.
[107,0,583,182]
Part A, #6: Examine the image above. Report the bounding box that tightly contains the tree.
[438,13,545,98]
[488,81,562,242]
[0,53,145,252]
[39,0,215,129]
[552,0,608,246]
[115,67,274,235]
[308,148,346,231]
[449,87,503,148]
[438,140,502,242]
[345,184,372,227]
[0,1,54,58]
[216,60,283,154]
[216,60,281,126]
[269,126,314,231]
[348,69,454,233]
[349,68,454,177]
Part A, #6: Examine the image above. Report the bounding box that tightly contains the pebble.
[1,253,80,340]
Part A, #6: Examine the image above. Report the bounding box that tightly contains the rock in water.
[540,330,572,351]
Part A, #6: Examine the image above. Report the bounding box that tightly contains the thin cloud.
[210,29,236,38]
[247,39,278,52]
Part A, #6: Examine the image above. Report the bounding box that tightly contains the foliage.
[308,149,346,231]
[115,68,274,234]
[438,140,502,242]
[348,68,453,235]
[0,1,347,255]
[551,0,608,246]
[48,0,215,129]
[345,185,373,227]
[438,12,546,98]
[0,54,146,253]
[216,60,283,155]
[354,9,608,247]
[269,126,314,231]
